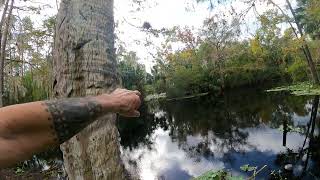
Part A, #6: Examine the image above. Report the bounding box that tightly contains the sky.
[10,0,294,73]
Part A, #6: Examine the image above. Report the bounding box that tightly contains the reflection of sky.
[293,113,310,126]
[121,129,225,180]
[292,102,312,126]
[121,125,306,180]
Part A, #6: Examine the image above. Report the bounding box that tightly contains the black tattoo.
[44,98,103,144]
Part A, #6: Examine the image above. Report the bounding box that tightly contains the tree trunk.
[0,0,14,107]
[53,0,125,179]
[0,0,10,46]
[0,0,10,106]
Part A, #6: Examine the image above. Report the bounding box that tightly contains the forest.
[0,0,319,179]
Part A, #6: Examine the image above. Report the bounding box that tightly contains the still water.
[118,88,320,180]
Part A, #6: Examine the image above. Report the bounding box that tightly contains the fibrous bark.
[53,0,125,179]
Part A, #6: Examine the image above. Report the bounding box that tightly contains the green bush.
[222,66,284,88]
[287,59,309,82]
[144,84,156,95]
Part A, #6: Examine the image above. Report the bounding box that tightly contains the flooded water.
[118,88,320,180]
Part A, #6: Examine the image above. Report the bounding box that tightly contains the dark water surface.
[118,88,320,180]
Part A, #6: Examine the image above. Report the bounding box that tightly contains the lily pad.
[266,82,320,96]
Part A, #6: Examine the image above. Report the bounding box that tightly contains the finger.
[113,88,126,94]
[134,97,141,110]
[133,90,141,97]
[131,110,140,117]
[117,89,127,94]
[119,110,140,118]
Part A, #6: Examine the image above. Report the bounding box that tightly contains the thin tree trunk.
[0,0,10,47]
[53,0,125,179]
[0,0,13,107]
[0,0,9,83]
[0,0,9,106]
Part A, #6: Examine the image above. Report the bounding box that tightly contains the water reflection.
[118,89,319,180]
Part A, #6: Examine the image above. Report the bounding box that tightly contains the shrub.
[287,59,309,82]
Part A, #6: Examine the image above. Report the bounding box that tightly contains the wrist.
[94,95,120,114]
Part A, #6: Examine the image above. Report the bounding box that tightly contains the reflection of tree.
[119,88,310,149]
[117,104,158,150]
[118,88,313,178]
[274,96,320,179]
[163,89,310,156]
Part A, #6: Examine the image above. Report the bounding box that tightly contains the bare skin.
[0,88,141,169]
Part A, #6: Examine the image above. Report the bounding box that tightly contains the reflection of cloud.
[122,125,306,180]
[293,113,310,126]
[122,128,225,180]
[243,125,305,153]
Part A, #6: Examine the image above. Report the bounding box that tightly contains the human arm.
[0,89,141,168]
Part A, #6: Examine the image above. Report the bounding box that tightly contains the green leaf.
[240,164,257,172]
[15,167,25,175]
[193,170,244,180]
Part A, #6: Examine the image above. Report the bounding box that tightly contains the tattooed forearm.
[43,98,103,144]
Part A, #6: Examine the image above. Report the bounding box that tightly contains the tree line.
[0,0,55,106]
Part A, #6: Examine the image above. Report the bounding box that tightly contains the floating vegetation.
[240,164,257,172]
[266,82,320,96]
[278,125,304,133]
[193,165,267,180]
[192,170,243,180]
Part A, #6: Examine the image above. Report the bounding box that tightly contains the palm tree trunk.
[53,0,125,179]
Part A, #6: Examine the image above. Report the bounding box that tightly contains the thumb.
[120,110,140,118]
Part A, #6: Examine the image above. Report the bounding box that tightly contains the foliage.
[278,125,304,134]
[287,59,309,82]
[194,164,265,180]
[118,51,148,91]
[14,167,25,176]
[240,164,257,172]
[296,0,320,39]
[2,15,55,105]
[193,170,244,180]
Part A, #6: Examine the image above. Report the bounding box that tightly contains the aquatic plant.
[267,82,320,96]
